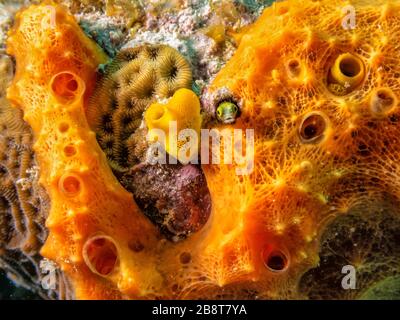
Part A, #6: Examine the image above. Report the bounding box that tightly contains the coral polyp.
[1,0,400,300]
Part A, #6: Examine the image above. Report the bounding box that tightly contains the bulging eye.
[215,101,240,123]
[299,111,329,143]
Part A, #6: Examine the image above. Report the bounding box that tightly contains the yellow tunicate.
[145,88,202,163]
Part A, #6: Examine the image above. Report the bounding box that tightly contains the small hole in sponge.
[371,88,397,115]
[83,235,118,277]
[339,57,361,77]
[59,173,82,196]
[128,239,144,252]
[286,59,301,77]
[299,112,329,143]
[262,247,289,272]
[58,122,69,133]
[277,5,289,15]
[50,72,84,103]
[64,144,77,157]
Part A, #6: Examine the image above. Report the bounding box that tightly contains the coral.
[236,0,274,14]
[145,88,202,162]
[202,23,226,46]
[82,0,144,26]
[78,19,126,57]
[359,276,400,300]
[121,0,243,85]
[86,44,193,171]
[299,204,400,299]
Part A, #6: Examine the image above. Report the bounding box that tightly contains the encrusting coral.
[86,44,193,172]
[300,205,400,299]
[2,0,400,300]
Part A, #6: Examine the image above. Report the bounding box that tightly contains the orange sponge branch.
[6,2,162,299]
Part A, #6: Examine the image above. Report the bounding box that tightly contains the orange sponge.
[6,2,162,299]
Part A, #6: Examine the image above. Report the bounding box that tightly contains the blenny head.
[216,101,239,124]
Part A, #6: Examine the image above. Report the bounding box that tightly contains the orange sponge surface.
[6,2,163,299]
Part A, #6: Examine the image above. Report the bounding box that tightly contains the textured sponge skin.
[203,0,400,298]
[6,2,162,299]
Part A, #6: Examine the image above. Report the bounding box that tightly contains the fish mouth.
[222,116,236,124]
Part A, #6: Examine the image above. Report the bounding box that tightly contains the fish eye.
[216,101,238,113]
[216,107,223,116]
